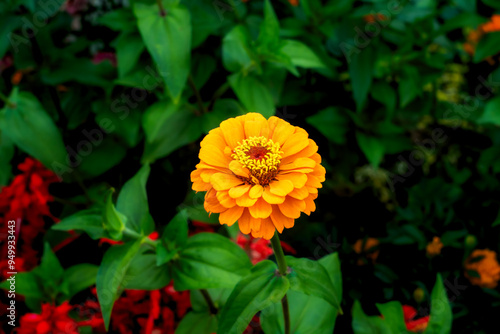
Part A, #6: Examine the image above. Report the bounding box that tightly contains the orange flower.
[353,238,380,265]
[464,15,500,56]
[481,14,500,33]
[191,113,325,240]
[426,236,443,257]
[363,13,388,23]
[464,249,500,289]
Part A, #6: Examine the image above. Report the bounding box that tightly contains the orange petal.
[220,117,245,149]
[211,173,244,191]
[219,206,244,226]
[278,197,305,219]
[277,172,307,188]
[216,190,236,208]
[281,132,310,158]
[262,187,286,204]
[288,187,309,200]
[269,179,294,196]
[228,183,251,198]
[248,197,272,219]
[306,175,323,188]
[238,209,254,234]
[200,169,219,183]
[249,185,264,199]
[200,129,226,149]
[270,206,294,231]
[199,144,232,168]
[244,120,265,138]
[235,192,258,207]
[204,189,226,213]
[279,157,316,172]
[281,139,318,165]
[259,218,276,240]
[229,160,250,178]
[303,195,317,215]
[271,118,295,145]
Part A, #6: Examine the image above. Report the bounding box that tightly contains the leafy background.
[1,0,500,333]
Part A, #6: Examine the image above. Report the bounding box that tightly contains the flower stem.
[200,289,218,314]
[188,75,208,114]
[271,231,290,334]
[156,0,166,16]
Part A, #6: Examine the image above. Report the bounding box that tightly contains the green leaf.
[142,101,203,163]
[76,138,127,179]
[0,130,14,186]
[371,82,396,118]
[218,261,290,334]
[425,274,452,334]
[375,301,406,333]
[96,240,142,330]
[352,300,392,334]
[0,89,67,172]
[114,32,145,78]
[228,72,275,117]
[116,164,153,234]
[98,8,136,31]
[134,2,191,102]
[318,253,343,302]
[176,311,218,334]
[201,99,246,134]
[257,0,280,51]
[285,256,342,311]
[172,233,252,291]
[261,290,338,334]
[477,96,500,126]
[280,40,329,72]
[61,264,99,299]
[0,15,21,58]
[306,107,349,144]
[474,32,500,63]
[103,189,126,240]
[356,132,385,167]
[399,66,420,107]
[1,271,44,301]
[222,25,255,72]
[52,209,106,240]
[157,210,189,265]
[349,48,374,112]
[123,247,171,290]
[38,243,64,283]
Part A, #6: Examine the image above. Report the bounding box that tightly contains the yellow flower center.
[232,136,282,185]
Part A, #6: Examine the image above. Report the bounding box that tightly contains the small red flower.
[92,52,117,67]
[402,305,429,333]
[17,302,79,334]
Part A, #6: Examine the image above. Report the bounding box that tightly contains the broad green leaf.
[123,247,170,290]
[0,89,67,172]
[474,32,500,63]
[60,264,99,299]
[318,253,343,302]
[306,107,349,144]
[191,288,232,313]
[285,256,342,311]
[0,130,14,186]
[399,66,420,108]
[375,301,407,333]
[0,271,43,301]
[98,8,137,32]
[38,243,64,284]
[280,40,328,71]
[218,261,290,334]
[261,290,337,334]
[76,138,127,179]
[96,240,142,330]
[103,190,126,240]
[114,32,145,78]
[356,132,385,167]
[157,210,189,265]
[352,300,392,334]
[201,99,246,134]
[371,82,396,118]
[134,2,191,102]
[477,96,500,126]
[425,274,452,334]
[349,47,374,112]
[172,233,252,291]
[116,164,153,234]
[222,25,255,72]
[142,101,203,163]
[182,0,222,47]
[52,209,106,240]
[0,15,21,58]
[176,311,218,334]
[228,72,274,117]
[257,0,280,51]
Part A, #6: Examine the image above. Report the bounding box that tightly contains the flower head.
[402,305,429,333]
[17,302,79,334]
[191,113,325,239]
[426,236,443,257]
[353,237,380,265]
[464,249,500,289]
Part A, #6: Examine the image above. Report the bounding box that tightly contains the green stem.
[156,0,166,16]
[271,231,288,276]
[200,289,218,315]
[228,0,242,21]
[271,232,290,334]
[123,227,158,248]
[188,75,208,114]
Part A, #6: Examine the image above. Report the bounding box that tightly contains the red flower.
[402,305,429,333]
[92,52,117,67]
[190,220,216,235]
[17,302,79,334]
[64,0,88,15]
[236,233,273,264]
[0,157,59,279]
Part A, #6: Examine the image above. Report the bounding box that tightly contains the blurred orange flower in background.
[191,113,325,240]
[464,14,500,57]
[426,236,443,257]
[464,249,500,289]
[353,237,380,265]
